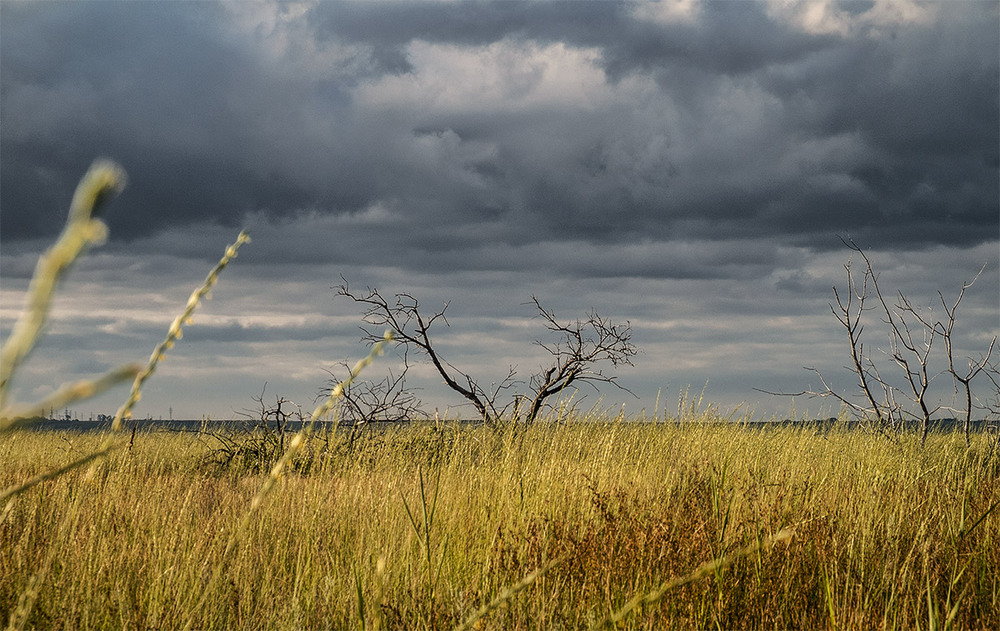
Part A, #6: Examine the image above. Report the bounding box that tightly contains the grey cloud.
[2,1,370,239]
[604,2,835,80]
[309,1,825,78]
[774,270,827,295]
[2,0,997,421]
[3,0,996,262]
[309,1,620,51]
[179,319,356,345]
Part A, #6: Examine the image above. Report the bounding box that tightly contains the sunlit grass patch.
[2,420,997,629]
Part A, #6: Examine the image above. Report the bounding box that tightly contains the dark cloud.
[4,0,996,256]
[2,1,997,420]
[309,1,827,79]
[309,1,620,51]
[605,2,836,80]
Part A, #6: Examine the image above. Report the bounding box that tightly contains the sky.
[1,0,998,422]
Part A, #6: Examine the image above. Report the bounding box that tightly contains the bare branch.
[321,364,426,426]
[523,297,637,423]
[336,279,502,424]
[335,282,638,426]
[934,264,997,445]
[769,239,997,446]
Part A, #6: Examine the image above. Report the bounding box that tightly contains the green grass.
[2,419,998,629]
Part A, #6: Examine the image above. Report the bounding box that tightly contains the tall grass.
[2,419,997,629]
[1,159,323,630]
[0,159,389,630]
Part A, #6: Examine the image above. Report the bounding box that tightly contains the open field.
[2,417,998,630]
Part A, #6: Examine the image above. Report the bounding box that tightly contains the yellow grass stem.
[113,230,251,431]
[453,554,567,631]
[251,330,393,511]
[0,159,253,629]
[589,527,795,630]
[0,364,141,431]
[182,331,393,630]
[0,160,127,410]
[1,229,250,508]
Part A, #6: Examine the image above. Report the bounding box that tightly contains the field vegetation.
[2,416,999,629]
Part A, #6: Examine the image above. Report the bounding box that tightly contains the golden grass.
[0,159,259,629]
[1,159,398,630]
[2,419,997,630]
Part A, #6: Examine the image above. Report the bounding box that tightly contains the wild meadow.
[2,418,999,630]
[2,161,999,629]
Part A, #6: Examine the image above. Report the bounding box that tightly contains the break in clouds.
[1,1,997,419]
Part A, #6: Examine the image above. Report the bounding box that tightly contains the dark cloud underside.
[2,0,995,263]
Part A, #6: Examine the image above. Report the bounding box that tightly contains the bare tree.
[522,296,638,423]
[335,280,637,425]
[887,288,940,443]
[937,270,998,446]
[243,386,303,452]
[766,239,997,446]
[200,386,307,472]
[322,364,426,425]
[319,363,427,447]
[336,279,516,425]
[768,241,912,436]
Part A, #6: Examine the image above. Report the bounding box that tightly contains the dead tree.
[522,296,638,423]
[335,280,637,425]
[769,241,913,436]
[887,289,939,444]
[937,269,998,446]
[243,386,301,452]
[336,279,516,425]
[766,238,997,446]
[321,364,425,425]
[200,386,306,472]
[320,363,427,447]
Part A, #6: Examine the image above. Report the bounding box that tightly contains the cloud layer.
[2,0,997,420]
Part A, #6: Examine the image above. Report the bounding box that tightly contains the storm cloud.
[2,0,997,420]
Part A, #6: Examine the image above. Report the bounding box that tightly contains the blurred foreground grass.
[2,418,997,630]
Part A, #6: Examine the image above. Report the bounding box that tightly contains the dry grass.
[2,419,998,630]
